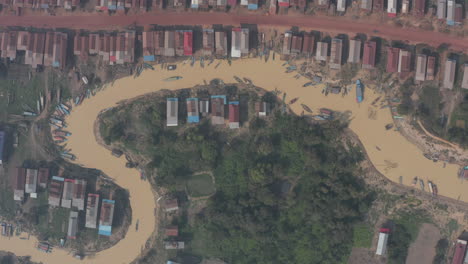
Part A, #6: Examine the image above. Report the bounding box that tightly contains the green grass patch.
[447,219,459,235]
[186,174,215,198]
[352,223,373,248]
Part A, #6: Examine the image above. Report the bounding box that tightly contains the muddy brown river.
[0,56,466,263]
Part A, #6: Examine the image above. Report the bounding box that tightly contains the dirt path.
[0,13,467,51]
[406,223,441,264]
[417,119,459,149]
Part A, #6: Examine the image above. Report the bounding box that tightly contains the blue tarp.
[52,61,60,68]
[188,116,200,123]
[98,225,112,236]
[167,98,178,102]
[229,101,239,105]
[191,4,198,8]
[143,55,155,61]
[108,4,117,9]
[52,176,65,181]
[447,20,455,26]
[247,3,258,9]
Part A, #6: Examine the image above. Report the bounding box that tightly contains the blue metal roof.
[103,199,115,204]
[229,101,239,105]
[143,55,155,62]
[191,4,198,8]
[211,95,227,104]
[167,98,178,102]
[186,98,198,101]
[248,3,258,9]
[447,20,455,26]
[52,176,65,181]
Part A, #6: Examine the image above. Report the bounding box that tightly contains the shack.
[362,41,376,69]
[98,199,115,236]
[48,176,64,207]
[315,41,328,62]
[329,38,343,69]
[67,211,79,239]
[348,39,361,64]
[186,98,200,123]
[61,178,75,208]
[72,179,86,211]
[25,169,38,194]
[443,59,456,90]
[376,228,390,255]
[0,131,5,165]
[85,193,99,229]
[386,47,400,73]
[38,168,49,188]
[166,98,178,127]
[13,168,26,201]
[164,199,179,212]
[228,101,240,129]
[415,54,428,81]
[210,95,226,125]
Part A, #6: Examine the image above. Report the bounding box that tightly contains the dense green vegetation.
[101,87,375,264]
[433,238,449,264]
[387,209,430,264]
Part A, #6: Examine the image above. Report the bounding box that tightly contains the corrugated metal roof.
[443,59,456,89]
[386,47,400,73]
[348,39,361,64]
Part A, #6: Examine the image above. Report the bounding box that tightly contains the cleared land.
[0,13,466,51]
[187,174,216,198]
[406,223,441,264]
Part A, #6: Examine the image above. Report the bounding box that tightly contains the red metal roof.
[184,31,193,56]
[14,168,26,190]
[165,226,179,236]
[386,47,400,73]
[229,103,239,123]
[38,168,49,184]
[452,241,467,264]
[413,0,425,16]
[362,41,376,68]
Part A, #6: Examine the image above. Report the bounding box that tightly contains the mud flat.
[1,55,467,263]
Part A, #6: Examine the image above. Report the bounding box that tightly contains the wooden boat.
[164,76,183,81]
[301,104,313,113]
[289,97,299,105]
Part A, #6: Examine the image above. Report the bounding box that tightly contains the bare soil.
[406,223,441,264]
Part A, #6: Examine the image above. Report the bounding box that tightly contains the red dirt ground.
[0,13,467,51]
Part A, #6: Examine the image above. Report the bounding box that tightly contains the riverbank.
[1,53,468,263]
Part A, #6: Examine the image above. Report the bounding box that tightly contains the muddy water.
[1,56,467,263]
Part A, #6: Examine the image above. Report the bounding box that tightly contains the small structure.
[67,211,79,239]
[186,98,200,123]
[302,33,314,55]
[290,35,303,54]
[163,31,175,57]
[13,168,26,201]
[386,47,400,73]
[447,0,455,25]
[282,32,292,55]
[437,0,446,19]
[462,64,468,89]
[442,59,456,90]
[202,29,214,56]
[452,239,467,264]
[255,102,269,117]
[397,50,411,78]
[72,179,86,211]
[25,169,38,194]
[166,98,178,127]
[413,0,425,16]
[387,0,397,17]
[373,0,383,11]
[0,131,5,165]
[376,228,390,256]
[415,54,428,82]
[85,193,99,229]
[164,241,185,250]
[48,176,64,207]
[199,100,210,116]
[174,31,184,56]
[315,41,328,62]
[98,199,115,236]
[164,199,179,212]
[231,28,249,58]
[329,38,343,69]
[215,31,227,56]
[165,226,179,237]
[348,39,361,64]
[361,0,372,10]
[229,101,240,129]
[426,56,436,80]
[210,95,226,125]
[38,168,49,188]
[61,178,75,208]
[454,4,463,25]
[362,41,376,69]
[142,31,155,62]
[336,0,345,12]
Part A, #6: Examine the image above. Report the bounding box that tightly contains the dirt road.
[0,12,467,51]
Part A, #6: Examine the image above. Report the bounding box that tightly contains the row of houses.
[282,32,468,89]
[438,0,465,26]
[12,168,49,201]
[142,27,247,61]
[167,96,268,128]
[74,31,135,65]
[0,0,79,10]
[142,30,193,61]
[0,31,68,69]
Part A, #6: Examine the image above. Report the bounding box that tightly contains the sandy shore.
[1,55,467,263]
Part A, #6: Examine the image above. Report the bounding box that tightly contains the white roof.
[376,232,389,255]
